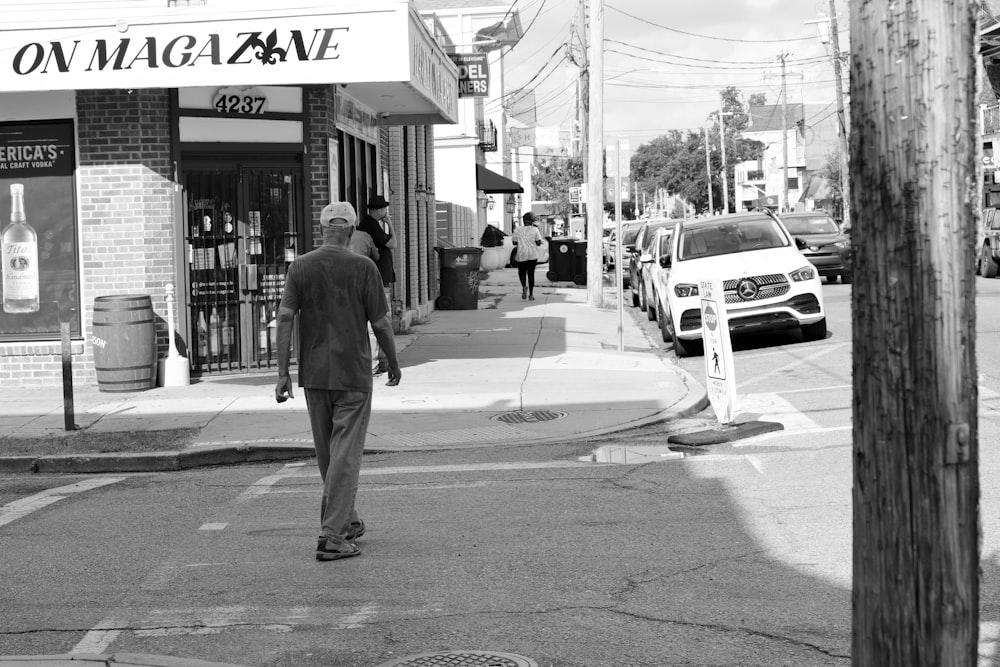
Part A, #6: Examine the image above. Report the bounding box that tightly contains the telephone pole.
[586,0,603,307]
[828,0,850,229]
[778,51,790,213]
[851,1,979,664]
[704,126,714,214]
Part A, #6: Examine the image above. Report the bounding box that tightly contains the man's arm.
[371,314,401,385]
[275,305,296,402]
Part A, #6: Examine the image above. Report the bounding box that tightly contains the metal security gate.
[182,161,304,375]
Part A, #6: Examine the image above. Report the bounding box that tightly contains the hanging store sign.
[448,53,489,98]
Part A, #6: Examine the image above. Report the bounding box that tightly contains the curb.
[0,444,314,475]
[0,653,250,666]
[0,389,707,475]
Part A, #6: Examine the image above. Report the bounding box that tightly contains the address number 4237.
[214,95,266,115]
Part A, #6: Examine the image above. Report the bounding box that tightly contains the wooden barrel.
[92,295,157,392]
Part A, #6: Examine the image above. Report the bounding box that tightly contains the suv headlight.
[789,266,816,282]
[834,241,849,248]
[674,283,699,298]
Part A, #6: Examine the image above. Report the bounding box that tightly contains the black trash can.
[572,240,588,285]
[434,247,483,310]
[545,237,578,282]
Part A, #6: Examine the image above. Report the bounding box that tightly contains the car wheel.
[840,271,852,285]
[630,282,640,307]
[980,245,998,278]
[801,318,827,341]
[673,330,695,358]
[638,279,647,311]
[647,297,656,321]
[657,301,670,342]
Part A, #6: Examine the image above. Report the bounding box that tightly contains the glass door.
[182,162,303,375]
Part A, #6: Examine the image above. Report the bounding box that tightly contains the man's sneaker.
[315,537,361,561]
[344,520,366,541]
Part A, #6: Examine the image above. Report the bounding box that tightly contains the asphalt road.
[3,277,1000,666]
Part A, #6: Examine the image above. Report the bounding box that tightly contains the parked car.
[628,218,675,308]
[639,227,674,323]
[979,207,1000,277]
[653,210,827,357]
[607,221,644,281]
[778,211,852,283]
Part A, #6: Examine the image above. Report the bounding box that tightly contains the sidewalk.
[1,267,707,474]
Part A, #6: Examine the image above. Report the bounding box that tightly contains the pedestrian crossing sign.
[699,279,737,424]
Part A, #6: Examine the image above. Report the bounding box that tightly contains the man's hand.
[385,362,402,387]
[275,373,295,403]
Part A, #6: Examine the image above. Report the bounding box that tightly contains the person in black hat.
[357,194,396,373]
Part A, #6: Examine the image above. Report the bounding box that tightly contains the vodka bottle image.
[2,183,39,313]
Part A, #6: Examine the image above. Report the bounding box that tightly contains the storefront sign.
[448,53,489,98]
[0,120,80,340]
[409,19,458,116]
[335,93,379,145]
[0,6,457,125]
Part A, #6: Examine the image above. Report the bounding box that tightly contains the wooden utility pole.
[586,0,603,307]
[851,1,979,665]
[828,0,850,229]
[778,52,790,212]
[718,101,729,214]
[704,126,714,214]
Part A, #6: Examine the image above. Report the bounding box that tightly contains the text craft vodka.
[2,183,39,313]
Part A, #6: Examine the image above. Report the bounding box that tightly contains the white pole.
[586,0,604,307]
[615,140,623,352]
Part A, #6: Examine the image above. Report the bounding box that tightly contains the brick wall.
[304,85,336,250]
[0,89,176,388]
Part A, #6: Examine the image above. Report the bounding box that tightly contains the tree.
[748,92,767,107]
[819,148,844,222]
[532,154,584,223]
[632,129,715,213]
[851,2,979,665]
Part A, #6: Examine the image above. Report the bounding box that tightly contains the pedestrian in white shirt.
[512,212,544,300]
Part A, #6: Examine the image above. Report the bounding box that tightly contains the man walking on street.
[357,194,396,375]
[274,201,402,561]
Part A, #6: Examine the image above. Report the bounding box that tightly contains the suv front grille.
[723,274,790,303]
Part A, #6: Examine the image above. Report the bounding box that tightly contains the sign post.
[699,279,736,424]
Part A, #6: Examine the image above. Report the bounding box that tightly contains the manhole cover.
[490,410,567,424]
[375,650,537,667]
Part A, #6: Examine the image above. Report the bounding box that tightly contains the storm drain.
[375,651,536,667]
[490,409,567,424]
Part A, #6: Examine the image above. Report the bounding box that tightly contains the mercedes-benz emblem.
[736,278,759,300]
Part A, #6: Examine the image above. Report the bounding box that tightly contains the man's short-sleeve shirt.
[279,245,387,392]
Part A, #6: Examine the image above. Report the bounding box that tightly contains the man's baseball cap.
[320,201,357,227]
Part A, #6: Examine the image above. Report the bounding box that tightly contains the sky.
[498,0,849,151]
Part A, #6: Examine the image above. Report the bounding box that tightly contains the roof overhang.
[0,0,458,125]
[477,164,523,193]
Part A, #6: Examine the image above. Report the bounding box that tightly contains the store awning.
[477,164,523,193]
[0,1,458,125]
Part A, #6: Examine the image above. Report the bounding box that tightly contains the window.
[787,177,799,190]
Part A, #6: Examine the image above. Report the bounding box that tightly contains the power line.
[606,4,822,43]
[603,39,826,67]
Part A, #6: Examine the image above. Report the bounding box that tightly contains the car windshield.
[622,225,643,244]
[678,217,789,260]
[782,215,839,235]
[642,223,673,251]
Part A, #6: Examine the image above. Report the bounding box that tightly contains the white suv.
[653,211,827,357]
